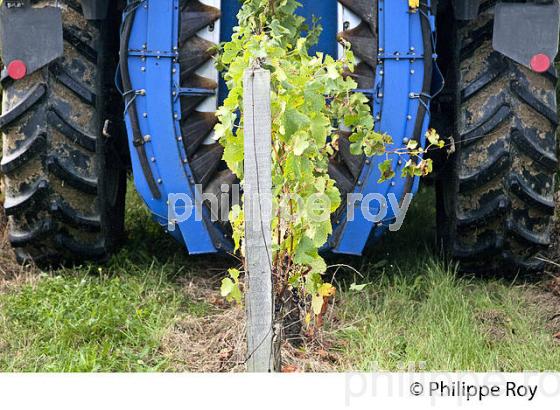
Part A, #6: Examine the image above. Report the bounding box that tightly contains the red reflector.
[7,60,27,80]
[530,53,551,73]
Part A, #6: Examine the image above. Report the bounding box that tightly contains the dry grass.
[160,275,343,372]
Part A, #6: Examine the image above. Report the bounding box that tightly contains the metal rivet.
[151,157,156,162]
[410,46,415,52]
[365,159,371,165]
[172,68,177,73]
[157,179,163,184]
[177,136,182,141]
[380,70,384,75]
[357,181,363,186]
[183,159,188,164]
[407,115,412,120]
[378,92,384,98]
[174,113,178,119]
[141,67,146,72]
[403,138,409,144]
[409,92,415,98]
[143,113,148,118]
[398,160,403,165]
[143,135,151,142]
[172,91,177,96]
[410,69,415,74]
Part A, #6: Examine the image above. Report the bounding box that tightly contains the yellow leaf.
[305,313,312,325]
[409,0,420,9]
[312,295,324,315]
[426,128,441,146]
[318,283,336,297]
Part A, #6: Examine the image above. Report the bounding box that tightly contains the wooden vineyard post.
[243,68,278,372]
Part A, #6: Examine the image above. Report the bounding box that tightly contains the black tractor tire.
[0,1,126,267]
[437,2,558,275]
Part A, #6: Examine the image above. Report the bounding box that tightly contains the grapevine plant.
[216,0,439,329]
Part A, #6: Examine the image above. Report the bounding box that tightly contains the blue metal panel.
[123,0,221,254]
[331,0,435,254]
[219,0,242,105]
[300,0,338,58]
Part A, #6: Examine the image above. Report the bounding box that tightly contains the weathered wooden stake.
[243,68,277,372]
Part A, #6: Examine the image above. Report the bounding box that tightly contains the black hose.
[403,3,434,195]
[120,5,162,199]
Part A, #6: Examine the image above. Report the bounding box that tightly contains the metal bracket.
[0,3,63,76]
[128,50,179,58]
[493,1,560,69]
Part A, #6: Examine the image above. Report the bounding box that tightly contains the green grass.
[0,271,178,371]
[0,185,221,372]
[0,184,558,371]
[337,264,560,371]
[334,188,560,371]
